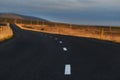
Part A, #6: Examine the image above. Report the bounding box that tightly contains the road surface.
[0,24,120,80]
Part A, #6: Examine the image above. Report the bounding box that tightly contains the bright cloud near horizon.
[0,0,120,26]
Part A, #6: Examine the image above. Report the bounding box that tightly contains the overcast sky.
[0,0,120,26]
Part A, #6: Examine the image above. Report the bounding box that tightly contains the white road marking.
[50,36,52,38]
[63,47,67,51]
[64,64,71,75]
[59,41,63,44]
[55,38,58,40]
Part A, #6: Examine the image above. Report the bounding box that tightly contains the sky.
[0,0,120,26]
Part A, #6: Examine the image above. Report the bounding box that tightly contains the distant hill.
[0,13,48,21]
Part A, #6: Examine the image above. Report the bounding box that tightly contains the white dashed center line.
[50,36,52,38]
[64,64,71,75]
[63,47,68,51]
[59,41,63,44]
[55,38,58,40]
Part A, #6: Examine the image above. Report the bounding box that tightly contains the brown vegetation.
[0,23,13,42]
[16,23,120,43]
[0,17,120,43]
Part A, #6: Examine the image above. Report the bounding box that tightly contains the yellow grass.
[0,24,13,42]
[16,24,120,43]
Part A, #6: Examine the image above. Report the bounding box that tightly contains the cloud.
[0,0,120,11]
[0,0,120,26]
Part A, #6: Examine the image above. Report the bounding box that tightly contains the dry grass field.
[0,16,120,43]
[16,24,120,43]
[0,23,13,42]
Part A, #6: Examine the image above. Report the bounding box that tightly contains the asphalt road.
[0,24,120,80]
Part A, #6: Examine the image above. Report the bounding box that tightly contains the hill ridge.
[0,13,48,21]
